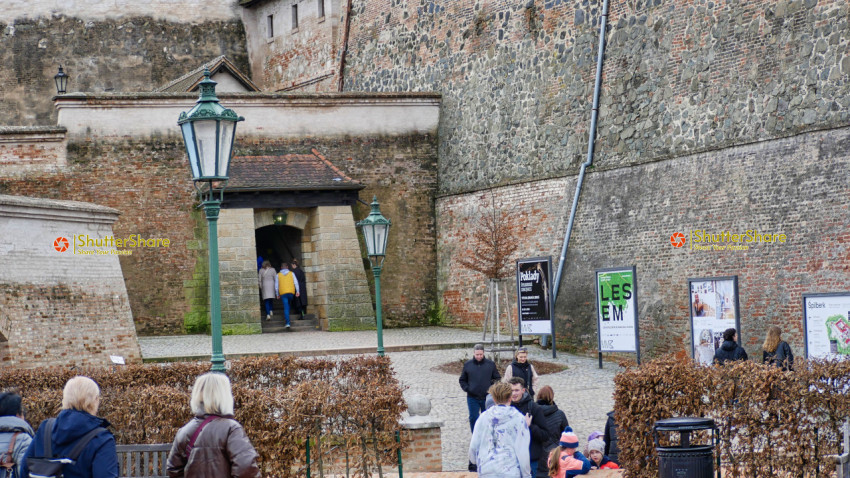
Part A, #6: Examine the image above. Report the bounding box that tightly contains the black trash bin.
[653,417,718,478]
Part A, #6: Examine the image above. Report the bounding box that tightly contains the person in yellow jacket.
[277,263,300,330]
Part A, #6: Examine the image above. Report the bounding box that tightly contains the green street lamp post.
[356,197,392,357]
[178,69,244,373]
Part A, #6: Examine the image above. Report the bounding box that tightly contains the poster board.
[803,293,850,359]
[595,266,640,357]
[689,276,740,365]
[516,257,554,336]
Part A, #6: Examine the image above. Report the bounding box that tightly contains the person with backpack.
[21,376,118,478]
[762,325,794,371]
[0,392,34,478]
[166,373,260,478]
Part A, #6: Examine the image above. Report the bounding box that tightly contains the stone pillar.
[305,205,374,331]
[400,394,444,472]
[217,208,260,334]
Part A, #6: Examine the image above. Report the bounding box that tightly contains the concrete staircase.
[261,301,320,333]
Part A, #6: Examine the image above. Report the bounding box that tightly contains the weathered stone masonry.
[339,0,850,355]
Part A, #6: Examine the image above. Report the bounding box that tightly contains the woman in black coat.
[713,328,748,364]
[762,325,793,370]
[289,259,308,315]
[533,386,568,478]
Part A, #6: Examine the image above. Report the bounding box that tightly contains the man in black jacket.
[713,328,748,364]
[459,344,501,472]
[459,344,501,432]
[509,377,553,478]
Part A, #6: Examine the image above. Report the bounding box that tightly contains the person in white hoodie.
[469,382,531,478]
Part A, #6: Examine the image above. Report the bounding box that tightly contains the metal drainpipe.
[552,0,611,306]
[337,0,354,92]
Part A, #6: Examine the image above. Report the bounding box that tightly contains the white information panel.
[803,293,850,359]
[595,267,639,353]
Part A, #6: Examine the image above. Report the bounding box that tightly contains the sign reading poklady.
[803,293,850,359]
[516,257,553,335]
[595,267,640,357]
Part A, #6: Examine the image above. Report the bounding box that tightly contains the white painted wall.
[55,93,441,139]
[2,0,239,22]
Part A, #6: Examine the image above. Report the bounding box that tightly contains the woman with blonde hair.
[167,372,260,478]
[763,325,794,371]
[21,376,119,477]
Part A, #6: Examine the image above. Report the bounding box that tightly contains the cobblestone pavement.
[385,347,618,472]
[139,327,619,472]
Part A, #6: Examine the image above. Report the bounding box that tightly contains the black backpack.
[26,418,105,478]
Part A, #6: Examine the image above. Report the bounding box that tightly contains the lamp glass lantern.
[357,197,392,266]
[177,68,243,373]
[54,66,69,94]
[178,69,244,185]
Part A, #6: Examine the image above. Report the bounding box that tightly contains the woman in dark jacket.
[167,373,260,478]
[290,259,308,316]
[534,386,568,478]
[762,325,794,370]
[713,328,748,364]
[503,347,539,397]
[22,376,119,478]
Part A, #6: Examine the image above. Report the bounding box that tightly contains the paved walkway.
[138,327,620,472]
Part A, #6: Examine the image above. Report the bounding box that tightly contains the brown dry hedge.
[0,355,407,477]
[614,355,850,478]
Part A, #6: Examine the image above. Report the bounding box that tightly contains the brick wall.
[438,125,850,357]
[0,195,142,368]
[0,127,67,177]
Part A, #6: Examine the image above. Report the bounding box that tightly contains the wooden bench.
[116,444,171,478]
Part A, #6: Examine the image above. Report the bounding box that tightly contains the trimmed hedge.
[614,355,850,478]
[1,355,407,477]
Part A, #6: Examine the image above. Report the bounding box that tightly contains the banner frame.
[688,275,740,364]
[516,256,556,358]
[802,292,850,359]
[594,266,640,367]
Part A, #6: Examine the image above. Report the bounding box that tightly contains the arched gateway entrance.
[212,151,377,334]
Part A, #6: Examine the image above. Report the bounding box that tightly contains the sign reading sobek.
[516,257,553,335]
[595,267,639,353]
[803,293,850,359]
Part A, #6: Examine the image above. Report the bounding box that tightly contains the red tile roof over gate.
[227,149,362,191]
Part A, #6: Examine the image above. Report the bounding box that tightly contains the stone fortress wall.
[339,0,850,356]
[0,1,247,126]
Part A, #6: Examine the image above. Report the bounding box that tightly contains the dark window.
[292,4,298,30]
[317,0,325,18]
[267,14,274,37]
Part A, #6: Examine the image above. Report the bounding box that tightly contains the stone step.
[262,313,319,333]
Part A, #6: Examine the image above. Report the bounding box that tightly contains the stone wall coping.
[55,91,441,104]
[0,194,120,224]
[400,418,444,430]
[0,126,67,138]
[55,93,442,139]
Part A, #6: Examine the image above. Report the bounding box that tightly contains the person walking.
[762,325,794,371]
[503,347,540,398]
[603,411,619,464]
[713,327,748,364]
[276,262,300,330]
[258,260,277,321]
[534,386,568,478]
[468,382,531,478]
[22,376,119,478]
[0,392,33,478]
[509,377,553,478]
[459,343,501,472]
[167,373,260,478]
[289,259,308,317]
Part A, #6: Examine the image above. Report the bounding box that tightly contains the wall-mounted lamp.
[273,210,288,225]
[54,65,69,94]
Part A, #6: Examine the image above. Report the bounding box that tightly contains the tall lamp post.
[178,69,244,372]
[357,196,392,357]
